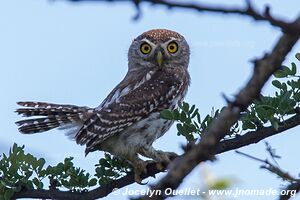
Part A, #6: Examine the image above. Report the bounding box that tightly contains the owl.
[16,29,190,183]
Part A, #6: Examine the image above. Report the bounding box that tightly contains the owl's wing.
[75,70,187,154]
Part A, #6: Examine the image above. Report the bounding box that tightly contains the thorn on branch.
[264,5,271,18]
[253,53,269,71]
[222,93,232,104]
[181,141,196,152]
[245,0,251,8]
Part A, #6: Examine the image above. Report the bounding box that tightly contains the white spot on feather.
[146,73,151,81]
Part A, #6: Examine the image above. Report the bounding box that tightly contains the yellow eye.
[140,43,152,54]
[167,42,178,53]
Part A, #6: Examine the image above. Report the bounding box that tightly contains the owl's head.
[128,29,190,71]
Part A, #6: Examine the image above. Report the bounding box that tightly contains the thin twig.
[236,150,300,182]
[60,0,300,35]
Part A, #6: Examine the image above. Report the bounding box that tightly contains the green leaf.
[270,118,279,130]
[104,169,116,177]
[4,189,14,200]
[191,108,199,119]
[294,92,300,101]
[99,159,111,168]
[32,178,41,188]
[180,111,188,122]
[172,110,181,120]
[282,66,293,76]
[291,62,297,75]
[181,102,189,113]
[281,82,287,91]
[274,70,287,78]
[188,104,195,115]
[88,178,97,187]
[272,80,282,89]
[37,158,45,171]
[160,110,173,120]
[176,124,186,135]
[242,121,256,130]
[95,166,105,177]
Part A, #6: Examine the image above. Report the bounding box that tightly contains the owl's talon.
[133,160,151,184]
[155,162,165,171]
[134,173,147,185]
[165,152,179,160]
[155,151,178,165]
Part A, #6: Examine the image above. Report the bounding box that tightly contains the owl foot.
[154,151,178,169]
[133,160,155,184]
[138,147,179,172]
[139,147,178,168]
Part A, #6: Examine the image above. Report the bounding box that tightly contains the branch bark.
[279,180,300,200]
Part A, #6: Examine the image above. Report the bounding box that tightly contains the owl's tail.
[15,101,94,134]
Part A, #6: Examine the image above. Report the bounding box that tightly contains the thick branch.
[61,0,300,35]
[279,180,300,200]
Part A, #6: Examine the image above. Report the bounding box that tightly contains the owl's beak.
[156,51,163,67]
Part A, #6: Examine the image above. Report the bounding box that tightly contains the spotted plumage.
[16,29,191,183]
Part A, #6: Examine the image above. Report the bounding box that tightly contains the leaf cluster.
[0,144,131,199]
[242,56,300,131]
[161,103,221,142]
[161,53,300,140]
[0,144,46,200]
[94,153,132,185]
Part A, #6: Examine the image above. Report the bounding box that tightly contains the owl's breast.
[123,112,173,145]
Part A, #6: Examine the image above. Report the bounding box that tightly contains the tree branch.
[137,16,300,199]
[59,0,300,35]
[279,180,300,200]
[216,112,300,154]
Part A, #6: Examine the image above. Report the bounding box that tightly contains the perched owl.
[16,29,190,183]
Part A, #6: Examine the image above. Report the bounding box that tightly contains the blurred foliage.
[0,53,299,199]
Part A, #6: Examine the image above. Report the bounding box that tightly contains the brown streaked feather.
[17,101,89,110]
[15,101,94,134]
[75,67,189,154]
[136,29,184,43]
